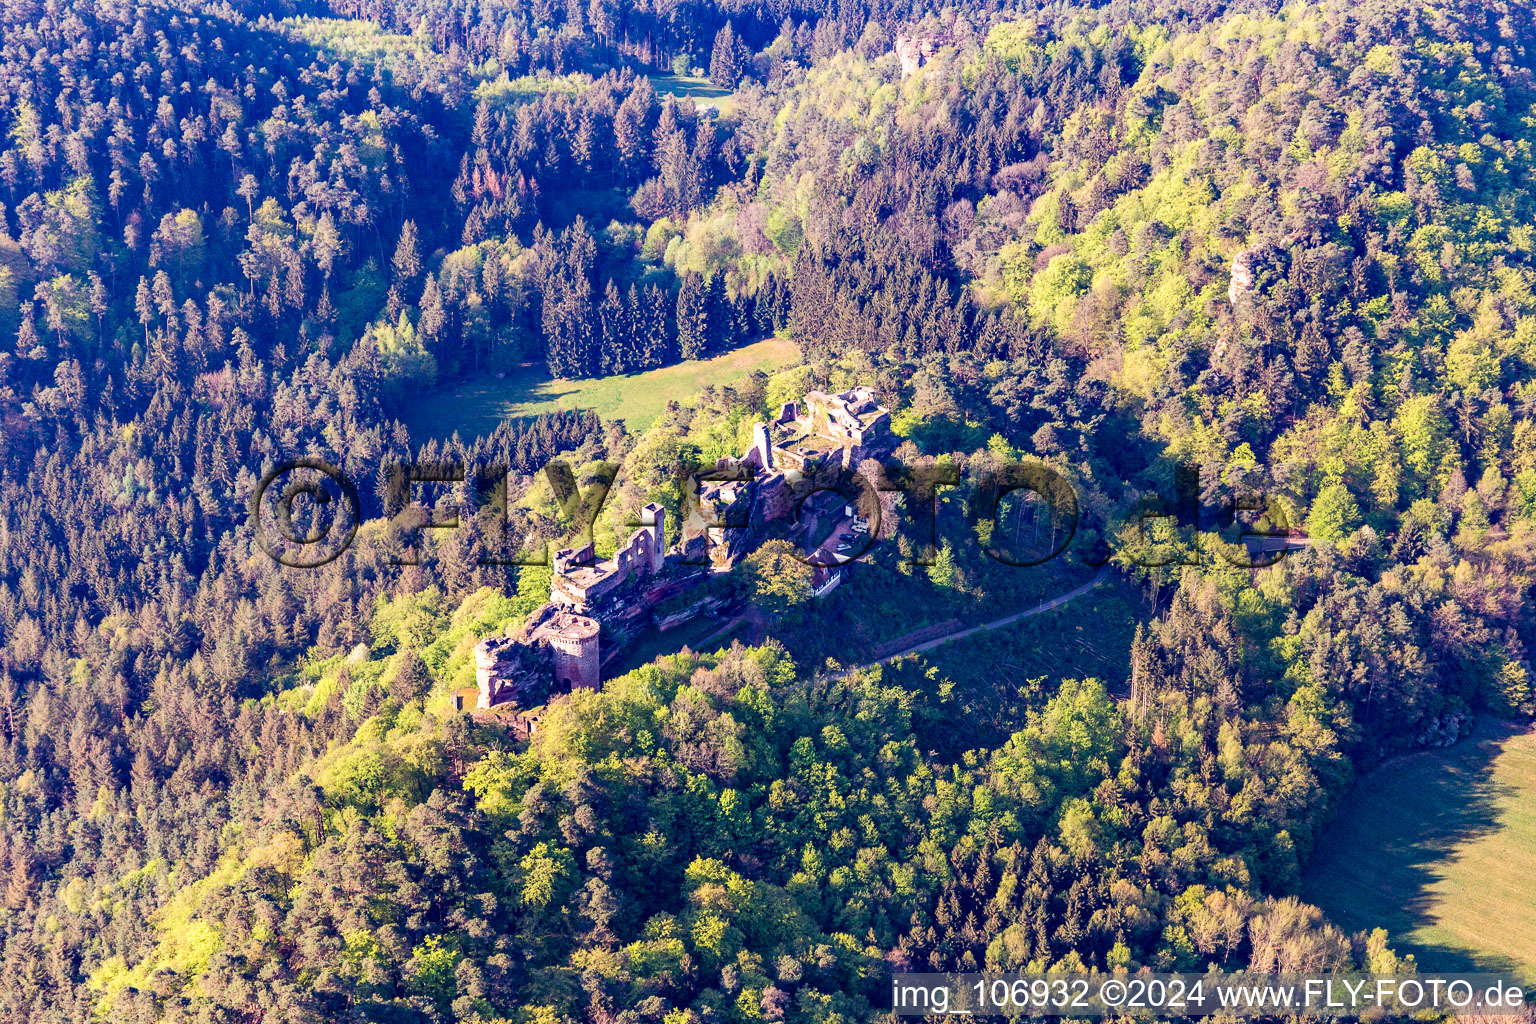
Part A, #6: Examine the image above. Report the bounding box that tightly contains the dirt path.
[838,565,1113,675]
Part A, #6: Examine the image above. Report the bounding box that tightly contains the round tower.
[547,613,601,691]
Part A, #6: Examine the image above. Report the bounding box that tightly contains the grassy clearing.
[1300,719,1536,983]
[405,337,800,441]
[919,575,1143,695]
[648,74,736,116]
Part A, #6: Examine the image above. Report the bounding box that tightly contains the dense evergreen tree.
[710,22,744,88]
[676,269,711,359]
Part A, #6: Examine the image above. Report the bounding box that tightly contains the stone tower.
[545,612,601,691]
[752,421,774,471]
[641,502,666,573]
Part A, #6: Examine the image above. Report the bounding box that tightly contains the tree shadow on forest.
[405,365,577,441]
[1300,718,1529,979]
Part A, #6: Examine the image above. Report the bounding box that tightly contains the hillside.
[0,0,1532,1020]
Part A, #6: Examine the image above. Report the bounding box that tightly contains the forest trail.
[838,565,1113,675]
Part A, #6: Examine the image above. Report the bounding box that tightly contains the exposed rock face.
[895,32,952,76]
[1228,248,1255,304]
[474,631,554,711]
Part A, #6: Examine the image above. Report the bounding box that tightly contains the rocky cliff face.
[895,32,951,76]
[1228,248,1255,305]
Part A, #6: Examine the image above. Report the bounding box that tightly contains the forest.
[0,0,1534,1019]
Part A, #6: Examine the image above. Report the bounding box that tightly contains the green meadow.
[406,337,800,440]
[647,73,736,116]
[1301,720,1536,983]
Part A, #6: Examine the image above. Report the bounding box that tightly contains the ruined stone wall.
[550,504,667,611]
[554,542,596,574]
[552,565,623,608]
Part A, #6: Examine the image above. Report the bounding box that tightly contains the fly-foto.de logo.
[248,455,1296,571]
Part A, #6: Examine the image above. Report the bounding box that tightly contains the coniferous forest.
[1,0,1536,1019]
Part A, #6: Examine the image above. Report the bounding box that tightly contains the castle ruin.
[550,503,666,611]
[747,386,892,474]
[474,603,601,708]
[469,387,893,734]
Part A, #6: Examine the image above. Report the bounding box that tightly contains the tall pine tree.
[676,271,710,360]
[598,280,629,375]
[710,22,742,89]
[641,283,673,367]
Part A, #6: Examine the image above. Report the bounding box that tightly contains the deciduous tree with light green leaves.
[1307,482,1361,544]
